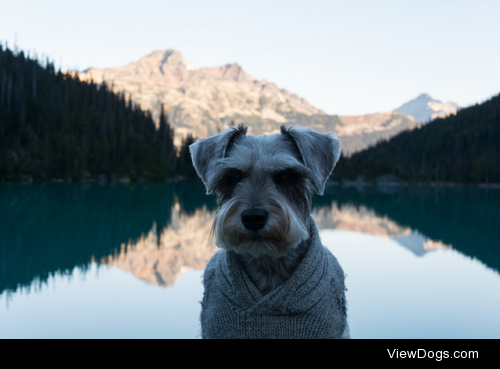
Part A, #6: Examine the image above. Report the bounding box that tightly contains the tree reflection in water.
[1,182,499,295]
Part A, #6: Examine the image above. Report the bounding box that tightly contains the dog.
[190,124,349,339]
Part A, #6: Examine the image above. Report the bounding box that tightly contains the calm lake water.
[1,181,499,338]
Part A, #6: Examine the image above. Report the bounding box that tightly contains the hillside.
[335,93,500,184]
[80,49,418,153]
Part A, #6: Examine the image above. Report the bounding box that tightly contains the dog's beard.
[214,197,309,258]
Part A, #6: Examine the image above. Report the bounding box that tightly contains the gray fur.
[189,123,248,194]
[281,125,341,195]
[190,124,348,338]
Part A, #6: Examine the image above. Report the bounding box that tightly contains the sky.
[1,0,499,115]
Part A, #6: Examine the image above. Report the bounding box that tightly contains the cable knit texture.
[200,219,347,339]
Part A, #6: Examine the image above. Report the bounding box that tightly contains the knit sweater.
[200,219,348,339]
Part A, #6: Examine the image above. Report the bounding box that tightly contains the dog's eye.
[273,168,299,184]
[221,168,244,187]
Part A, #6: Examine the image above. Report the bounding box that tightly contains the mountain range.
[79,50,457,153]
[335,92,500,184]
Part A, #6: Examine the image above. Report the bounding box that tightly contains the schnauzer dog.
[190,124,349,339]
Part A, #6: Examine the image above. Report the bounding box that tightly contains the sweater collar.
[223,218,326,314]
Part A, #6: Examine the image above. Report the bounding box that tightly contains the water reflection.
[313,203,451,257]
[1,182,499,296]
[0,181,215,294]
[319,186,500,271]
[106,206,216,288]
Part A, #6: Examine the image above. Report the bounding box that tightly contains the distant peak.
[145,49,179,61]
[140,49,192,69]
[417,93,431,99]
[416,93,446,104]
[222,63,241,70]
[149,49,180,57]
[394,93,459,123]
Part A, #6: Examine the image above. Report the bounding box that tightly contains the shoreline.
[327,180,500,189]
[2,177,500,189]
[0,176,197,184]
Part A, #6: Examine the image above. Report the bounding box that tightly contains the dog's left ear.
[281,126,341,195]
[190,124,248,194]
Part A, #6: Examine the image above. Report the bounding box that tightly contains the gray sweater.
[200,220,348,339]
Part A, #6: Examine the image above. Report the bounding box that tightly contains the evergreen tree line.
[0,44,198,181]
[335,93,500,184]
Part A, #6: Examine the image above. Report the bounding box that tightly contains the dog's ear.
[281,125,341,195]
[190,124,248,194]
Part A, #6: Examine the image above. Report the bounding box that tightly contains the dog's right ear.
[189,124,248,194]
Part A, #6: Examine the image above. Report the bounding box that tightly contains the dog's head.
[190,124,341,257]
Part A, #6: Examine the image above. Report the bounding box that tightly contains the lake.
[1,181,499,338]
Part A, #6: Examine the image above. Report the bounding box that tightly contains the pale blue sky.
[1,0,499,115]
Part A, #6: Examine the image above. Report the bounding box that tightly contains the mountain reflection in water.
[0,182,499,296]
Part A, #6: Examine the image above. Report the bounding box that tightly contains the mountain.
[79,50,322,139]
[393,93,460,123]
[79,50,418,154]
[336,93,500,184]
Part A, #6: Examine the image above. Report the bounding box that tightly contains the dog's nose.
[241,208,269,231]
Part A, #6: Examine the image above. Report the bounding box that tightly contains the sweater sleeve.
[326,250,348,332]
[202,250,223,287]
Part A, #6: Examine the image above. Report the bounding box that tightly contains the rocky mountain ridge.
[79,49,419,153]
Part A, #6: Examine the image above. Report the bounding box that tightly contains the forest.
[0,44,196,181]
[334,93,500,184]
[2,44,499,184]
